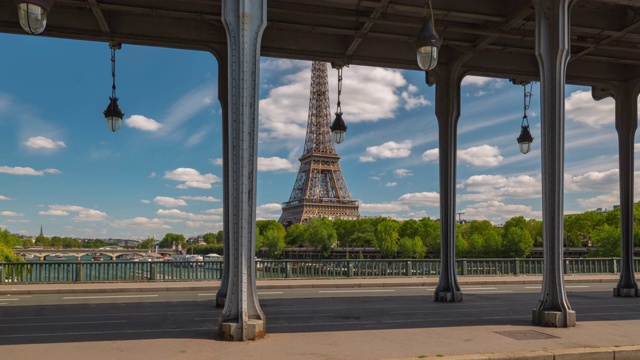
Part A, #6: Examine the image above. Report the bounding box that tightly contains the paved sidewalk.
[1,274,639,360]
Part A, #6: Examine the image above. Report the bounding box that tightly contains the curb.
[390,345,640,359]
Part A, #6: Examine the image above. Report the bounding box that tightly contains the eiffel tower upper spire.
[279,62,360,226]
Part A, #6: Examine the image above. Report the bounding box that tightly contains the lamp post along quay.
[4,0,640,341]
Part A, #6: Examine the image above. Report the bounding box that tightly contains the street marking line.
[197,293,216,296]
[258,291,284,295]
[566,285,590,288]
[525,286,541,289]
[0,298,20,301]
[0,327,213,338]
[318,290,395,293]
[392,307,509,314]
[0,320,127,327]
[462,287,498,290]
[62,295,159,300]
[466,290,513,294]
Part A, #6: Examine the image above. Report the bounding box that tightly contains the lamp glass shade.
[16,3,48,34]
[332,131,345,144]
[106,117,121,132]
[103,97,124,132]
[415,18,442,71]
[417,46,438,71]
[517,125,534,154]
[330,112,347,144]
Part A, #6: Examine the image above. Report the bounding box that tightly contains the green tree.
[137,237,156,250]
[376,219,400,258]
[285,223,306,247]
[158,233,186,249]
[35,235,50,247]
[419,217,440,257]
[502,227,534,258]
[399,219,422,239]
[0,229,22,248]
[202,232,217,245]
[304,217,337,258]
[257,220,286,258]
[589,224,621,257]
[398,236,426,259]
[0,243,23,262]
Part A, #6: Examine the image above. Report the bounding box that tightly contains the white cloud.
[385,182,397,187]
[179,196,220,202]
[213,158,223,166]
[164,168,221,189]
[461,76,495,87]
[566,169,618,192]
[257,203,282,219]
[156,209,221,221]
[125,115,162,131]
[39,209,69,216]
[24,136,66,150]
[401,91,430,110]
[153,196,188,207]
[565,90,614,128]
[398,192,440,207]
[422,148,439,162]
[463,201,541,223]
[141,199,151,204]
[258,157,295,172]
[0,211,23,217]
[394,169,413,178]
[458,174,541,202]
[158,83,217,137]
[361,140,412,162]
[458,145,503,166]
[41,205,107,222]
[111,217,171,229]
[577,193,619,210]
[360,202,410,212]
[0,166,60,176]
[0,196,13,201]
[422,145,503,167]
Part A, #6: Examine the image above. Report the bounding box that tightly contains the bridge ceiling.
[0,0,639,85]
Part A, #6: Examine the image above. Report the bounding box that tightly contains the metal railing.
[0,258,636,284]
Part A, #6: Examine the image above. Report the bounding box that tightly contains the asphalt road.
[0,282,636,346]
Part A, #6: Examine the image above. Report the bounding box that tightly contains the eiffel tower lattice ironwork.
[279,62,360,226]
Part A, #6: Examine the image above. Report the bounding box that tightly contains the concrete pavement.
[1,274,639,360]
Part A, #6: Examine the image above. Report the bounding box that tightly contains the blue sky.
[0,33,631,240]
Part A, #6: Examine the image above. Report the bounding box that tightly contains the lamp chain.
[522,83,533,127]
[111,47,117,99]
[336,66,343,114]
[424,0,435,31]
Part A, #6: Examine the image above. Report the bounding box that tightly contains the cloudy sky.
[0,33,633,240]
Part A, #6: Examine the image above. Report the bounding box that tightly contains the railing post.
[0,264,4,284]
[514,258,520,276]
[348,260,353,277]
[461,259,467,276]
[406,260,412,276]
[612,258,618,274]
[564,259,570,275]
[150,262,157,281]
[75,263,83,282]
[286,261,291,278]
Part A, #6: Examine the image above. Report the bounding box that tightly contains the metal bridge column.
[212,45,230,308]
[218,0,266,341]
[430,64,464,302]
[531,0,576,327]
[592,78,640,297]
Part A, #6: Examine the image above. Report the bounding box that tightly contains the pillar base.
[434,290,462,302]
[613,287,640,297]
[215,294,226,308]
[532,309,576,327]
[219,319,265,341]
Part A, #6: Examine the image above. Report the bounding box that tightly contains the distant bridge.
[13,248,183,260]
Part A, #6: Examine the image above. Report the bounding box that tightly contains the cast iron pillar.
[213,47,230,308]
[531,0,576,327]
[218,0,266,341]
[430,64,464,302]
[592,79,640,298]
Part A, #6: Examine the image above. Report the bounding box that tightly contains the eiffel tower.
[279,62,360,226]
